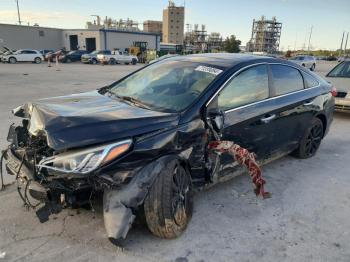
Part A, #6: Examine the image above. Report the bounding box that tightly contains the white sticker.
[195,65,223,76]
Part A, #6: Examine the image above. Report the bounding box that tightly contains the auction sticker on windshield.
[195,65,223,76]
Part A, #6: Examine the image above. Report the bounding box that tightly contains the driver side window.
[218,65,269,110]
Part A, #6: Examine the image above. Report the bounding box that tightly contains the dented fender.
[103,154,183,241]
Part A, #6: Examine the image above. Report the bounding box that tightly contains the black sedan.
[59,50,87,63]
[3,54,335,245]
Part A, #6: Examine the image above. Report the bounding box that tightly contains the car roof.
[169,53,289,70]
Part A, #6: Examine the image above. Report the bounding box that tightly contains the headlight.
[37,139,132,174]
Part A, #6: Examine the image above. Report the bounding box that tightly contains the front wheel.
[132,58,137,65]
[293,118,324,159]
[310,64,316,71]
[144,160,193,239]
[9,57,17,64]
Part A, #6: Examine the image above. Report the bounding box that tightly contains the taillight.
[330,86,337,97]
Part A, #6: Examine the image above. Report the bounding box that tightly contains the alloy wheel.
[305,121,323,156]
[171,166,190,227]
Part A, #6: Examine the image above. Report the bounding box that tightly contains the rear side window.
[303,73,319,88]
[270,65,304,96]
[218,65,269,110]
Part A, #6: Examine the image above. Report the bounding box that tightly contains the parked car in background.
[97,50,138,65]
[326,61,350,112]
[81,50,111,64]
[0,46,15,62]
[3,54,334,245]
[289,55,316,71]
[326,56,337,61]
[59,50,88,63]
[2,49,43,64]
[39,49,54,60]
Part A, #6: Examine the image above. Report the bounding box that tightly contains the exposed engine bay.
[3,120,100,222]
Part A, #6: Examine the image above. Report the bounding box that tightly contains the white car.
[2,49,44,64]
[325,60,350,112]
[289,55,316,71]
[97,50,138,65]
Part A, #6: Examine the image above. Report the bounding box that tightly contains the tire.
[132,58,137,65]
[310,64,315,71]
[34,57,42,64]
[125,62,130,65]
[9,57,17,64]
[293,118,324,159]
[91,58,97,65]
[109,59,116,65]
[144,160,193,239]
[66,58,71,63]
[302,63,305,67]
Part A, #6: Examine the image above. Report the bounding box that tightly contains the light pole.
[307,26,313,51]
[15,0,21,25]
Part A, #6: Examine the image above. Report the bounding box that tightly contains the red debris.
[208,140,270,199]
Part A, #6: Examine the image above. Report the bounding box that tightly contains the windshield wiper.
[115,95,152,110]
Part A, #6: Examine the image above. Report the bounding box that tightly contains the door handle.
[303,101,314,106]
[260,114,276,124]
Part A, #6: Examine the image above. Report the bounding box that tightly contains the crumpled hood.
[14,91,179,151]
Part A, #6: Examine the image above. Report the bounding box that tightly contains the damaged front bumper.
[3,125,177,242]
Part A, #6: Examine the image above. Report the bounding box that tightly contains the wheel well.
[316,114,327,137]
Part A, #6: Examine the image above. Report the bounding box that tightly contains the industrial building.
[0,23,160,52]
[184,24,223,53]
[162,1,185,44]
[143,20,163,37]
[246,16,282,53]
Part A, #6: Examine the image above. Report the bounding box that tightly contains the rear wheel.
[144,160,193,239]
[9,57,17,64]
[132,58,137,65]
[91,58,97,65]
[293,118,324,159]
[310,63,316,71]
[34,57,42,64]
[66,58,71,63]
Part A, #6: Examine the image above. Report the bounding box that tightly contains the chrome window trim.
[205,62,321,114]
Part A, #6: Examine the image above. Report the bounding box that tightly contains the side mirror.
[207,108,225,133]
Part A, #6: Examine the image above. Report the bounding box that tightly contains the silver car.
[289,55,317,71]
[326,61,350,112]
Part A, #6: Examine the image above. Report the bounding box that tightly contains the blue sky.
[0,0,349,50]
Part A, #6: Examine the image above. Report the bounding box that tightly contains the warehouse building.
[0,23,160,52]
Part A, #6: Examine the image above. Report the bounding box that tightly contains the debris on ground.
[0,252,6,259]
[208,140,270,198]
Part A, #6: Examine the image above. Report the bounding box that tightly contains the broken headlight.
[37,139,132,174]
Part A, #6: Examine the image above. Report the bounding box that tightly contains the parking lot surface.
[0,61,350,262]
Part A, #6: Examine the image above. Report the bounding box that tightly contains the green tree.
[223,35,241,53]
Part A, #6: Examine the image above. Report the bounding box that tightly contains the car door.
[27,50,37,61]
[16,50,26,61]
[266,64,317,155]
[207,64,278,179]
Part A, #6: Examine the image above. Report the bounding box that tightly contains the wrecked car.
[2,53,335,245]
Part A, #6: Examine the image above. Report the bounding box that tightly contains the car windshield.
[107,59,222,112]
[91,51,98,55]
[327,62,350,78]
